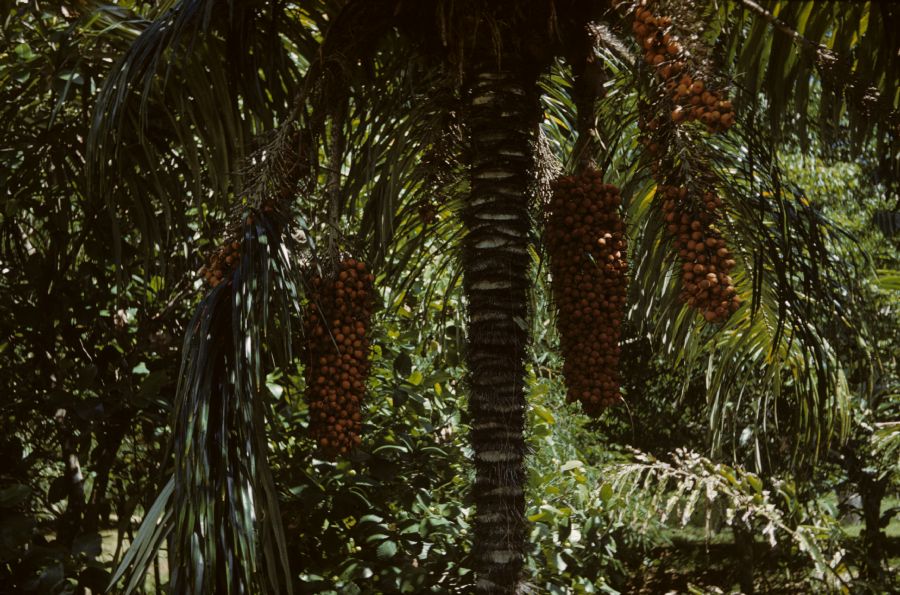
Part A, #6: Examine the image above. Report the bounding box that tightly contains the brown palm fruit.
[302,258,375,458]
[545,167,629,415]
[629,1,736,132]
[659,185,741,322]
[199,236,242,288]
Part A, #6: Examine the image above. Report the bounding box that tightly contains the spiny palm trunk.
[464,54,540,594]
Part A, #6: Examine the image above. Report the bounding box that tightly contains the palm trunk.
[859,469,888,581]
[733,521,756,594]
[842,441,889,580]
[54,408,85,546]
[463,54,540,594]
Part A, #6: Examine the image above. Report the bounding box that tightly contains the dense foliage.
[1,1,898,594]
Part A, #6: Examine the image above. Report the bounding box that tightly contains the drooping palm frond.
[536,13,854,466]
[635,120,855,464]
[283,17,472,321]
[626,112,853,466]
[345,66,467,310]
[721,2,898,133]
[605,0,900,200]
[671,0,899,194]
[110,210,301,594]
[85,1,309,262]
[108,477,175,594]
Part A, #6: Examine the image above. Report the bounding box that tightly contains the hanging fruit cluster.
[545,168,628,415]
[660,185,741,322]
[196,205,282,289]
[199,238,242,288]
[631,0,735,133]
[302,258,375,457]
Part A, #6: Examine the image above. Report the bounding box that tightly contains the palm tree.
[458,32,541,595]
[76,0,898,593]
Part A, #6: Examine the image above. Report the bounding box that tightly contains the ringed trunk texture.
[463,54,540,594]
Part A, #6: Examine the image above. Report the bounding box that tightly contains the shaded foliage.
[1,1,898,594]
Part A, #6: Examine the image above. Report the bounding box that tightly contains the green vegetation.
[1,1,897,594]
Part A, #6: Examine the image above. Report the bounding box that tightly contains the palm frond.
[628,123,853,466]
[291,22,471,320]
[86,1,307,262]
[709,0,900,179]
[107,478,174,593]
[111,210,301,594]
[536,18,854,465]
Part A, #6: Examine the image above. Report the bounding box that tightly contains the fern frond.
[605,448,847,588]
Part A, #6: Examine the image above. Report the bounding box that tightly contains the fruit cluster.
[631,1,734,133]
[660,185,741,322]
[545,168,628,414]
[197,205,281,289]
[199,239,242,288]
[302,258,375,457]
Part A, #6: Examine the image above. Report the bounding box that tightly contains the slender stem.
[326,98,347,261]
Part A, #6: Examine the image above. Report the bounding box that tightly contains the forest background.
[1,1,898,594]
